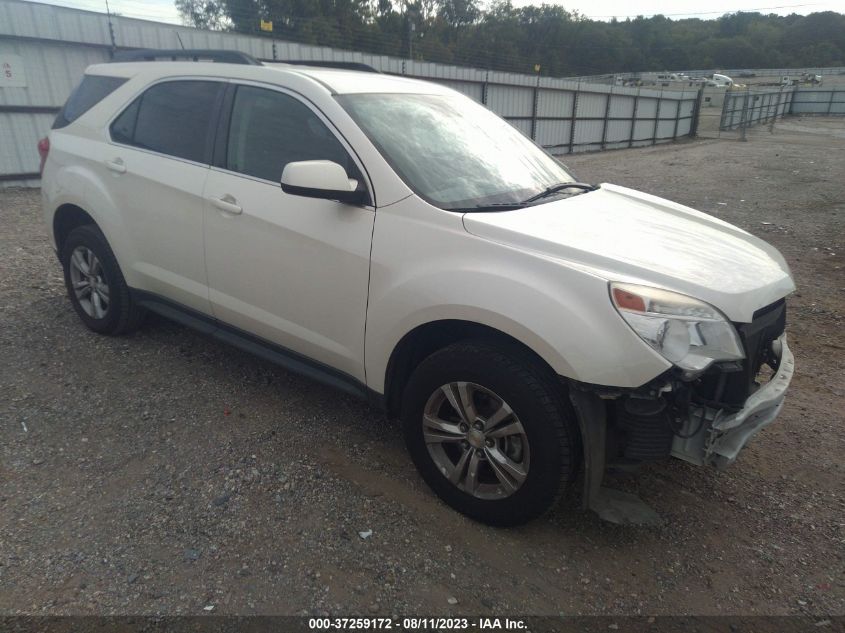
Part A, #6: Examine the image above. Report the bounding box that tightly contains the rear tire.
[61,224,144,335]
[401,340,579,526]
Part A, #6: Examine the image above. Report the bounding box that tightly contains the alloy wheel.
[69,245,110,319]
[422,381,530,500]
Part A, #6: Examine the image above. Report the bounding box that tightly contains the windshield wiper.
[447,202,529,212]
[448,184,598,212]
[521,182,598,204]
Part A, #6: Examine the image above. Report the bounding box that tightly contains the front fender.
[364,197,671,394]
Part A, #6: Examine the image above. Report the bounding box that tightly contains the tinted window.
[53,75,127,129]
[110,98,139,145]
[226,85,354,182]
[112,81,222,163]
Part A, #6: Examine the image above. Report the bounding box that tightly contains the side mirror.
[281,160,367,205]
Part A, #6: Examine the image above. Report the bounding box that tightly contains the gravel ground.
[0,117,843,617]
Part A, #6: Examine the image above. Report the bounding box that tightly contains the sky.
[28,0,845,25]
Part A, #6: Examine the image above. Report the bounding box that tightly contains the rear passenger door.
[101,79,225,315]
[202,83,375,382]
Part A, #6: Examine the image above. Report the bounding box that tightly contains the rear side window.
[109,80,223,164]
[53,75,127,129]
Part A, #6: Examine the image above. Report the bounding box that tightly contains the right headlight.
[610,282,744,375]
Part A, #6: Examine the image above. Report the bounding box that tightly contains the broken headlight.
[610,282,744,376]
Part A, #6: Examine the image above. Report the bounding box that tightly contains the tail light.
[37,137,50,174]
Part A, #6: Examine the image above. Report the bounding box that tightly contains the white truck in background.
[707,73,734,88]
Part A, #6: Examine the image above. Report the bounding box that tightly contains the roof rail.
[265,60,379,73]
[112,49,262,65]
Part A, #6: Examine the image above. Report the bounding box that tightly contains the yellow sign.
[260,19,273,32]
[534,64,541,72]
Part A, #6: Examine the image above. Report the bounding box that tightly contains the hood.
[462,183,795,322]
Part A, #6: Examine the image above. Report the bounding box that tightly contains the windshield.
[337,93,575,210]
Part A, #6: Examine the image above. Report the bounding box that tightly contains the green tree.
[175,0,845,76]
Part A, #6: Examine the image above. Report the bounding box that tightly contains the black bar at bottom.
[0,615,838,633]
[0,172,40,182]
[0,105,61,114]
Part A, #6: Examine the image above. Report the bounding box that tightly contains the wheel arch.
[382,319,567,420]
[53,203,97,254]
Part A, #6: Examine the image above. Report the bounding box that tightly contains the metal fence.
[790,89,845,115]
[719,88,795,131]
[0,0,700,186]
[718,86,845,133]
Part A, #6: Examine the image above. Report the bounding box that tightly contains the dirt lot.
[0,117,842,617]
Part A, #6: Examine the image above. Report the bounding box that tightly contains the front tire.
[61,224,144,335]
[401,341,580,526]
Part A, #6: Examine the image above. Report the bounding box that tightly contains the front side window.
[338,93,575,210]
[109,80,223,163]
[225,85,356,183]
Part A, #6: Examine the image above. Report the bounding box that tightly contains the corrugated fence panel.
[676,116,692,137]
[1,0,72,41]
[605,120,633,147]
[660,99,679,121]
[536,89,574,118]
[794,101,832,113]
[608,94,634,118]
[0,112,52,173]
[575,92,606,119]
[534,120,571,148]
[656,119,676,139]
[795,90,832,103]
[632,118,656,143]
[0,40,107,107]
[636,97,658,119]
[573,119,602,151]
[66,11,112,46]
[487,85,533,117]
[656,100,679,139]
[791,89,845,115]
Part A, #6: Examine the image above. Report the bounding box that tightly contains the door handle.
[105,158,126,174]
[209,195,243,215]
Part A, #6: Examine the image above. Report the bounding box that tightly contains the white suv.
[41,51,795,525]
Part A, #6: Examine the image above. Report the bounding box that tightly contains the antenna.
[104,0,117,58]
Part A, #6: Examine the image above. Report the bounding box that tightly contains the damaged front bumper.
[671,333,795,469]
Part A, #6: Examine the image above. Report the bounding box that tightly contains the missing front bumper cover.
[671,333,795,468]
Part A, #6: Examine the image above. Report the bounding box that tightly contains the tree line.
[175,0,845,77]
